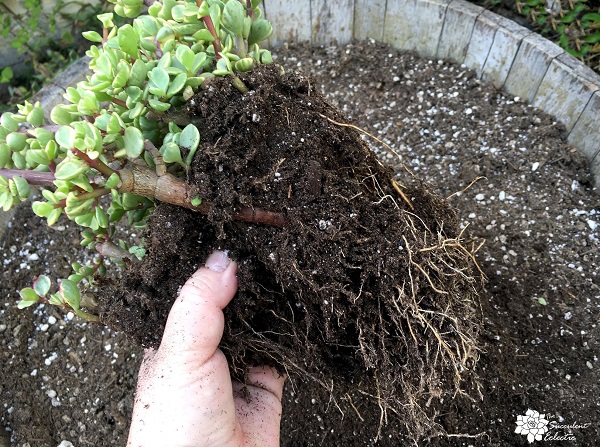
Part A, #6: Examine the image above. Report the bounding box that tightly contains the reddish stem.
[112,97,127,108]
[0,169,55,186]
[72,149,118,178]
[203,16,222,58]
[195,0,222,59]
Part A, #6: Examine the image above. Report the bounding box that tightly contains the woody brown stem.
[118,165,287,227]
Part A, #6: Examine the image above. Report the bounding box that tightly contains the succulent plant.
[0,0,273,318]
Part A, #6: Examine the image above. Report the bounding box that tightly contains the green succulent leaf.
[180,123,200,164]
[26,106,45,127]
[59,279,81,311]
[18,288,40,308]
[167,73,188,97]
[105,173,121,189]
[0,143,11,168]
[149,67,170,96]
[124,126,144,158]
[33,275,52,297]
[128,245,146,260]
[160,142,183,164]
[82,31,103,43]
[1,113,19,132]
[249,18,273,46]
[12,176,30,199]
[54,159,88,180]
[117,24,140,58]
[148,99,172,112]
[176,45,195,72]
[222,0,245,36]
[55,126,78,149]
[32,201,55,218]
[97,12,115,28]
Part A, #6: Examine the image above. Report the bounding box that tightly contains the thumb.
[158,250,238,366]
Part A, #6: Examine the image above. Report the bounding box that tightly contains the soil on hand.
[98,64,482,440]
[1,41,598,447]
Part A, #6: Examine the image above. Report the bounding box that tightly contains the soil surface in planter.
[0,40,598,447]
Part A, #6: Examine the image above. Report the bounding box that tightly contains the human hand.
[127,251,286,447]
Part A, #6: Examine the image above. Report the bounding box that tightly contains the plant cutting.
[0,0,484,440]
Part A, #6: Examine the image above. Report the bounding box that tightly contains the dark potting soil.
[0,40,598,447]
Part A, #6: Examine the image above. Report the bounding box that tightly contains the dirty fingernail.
[205,250,230,272]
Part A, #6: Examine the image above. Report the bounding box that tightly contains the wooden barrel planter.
[260,0,600,185]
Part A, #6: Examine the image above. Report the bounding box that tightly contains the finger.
[246,366,286,401]
[158,251,238,365]
[232,367,286,445]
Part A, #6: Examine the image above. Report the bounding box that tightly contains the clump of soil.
[98,64,482,439]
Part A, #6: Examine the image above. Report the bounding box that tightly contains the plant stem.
[96,241,137,262]
[231,76,249,93]
[195,0,222,59]
[53,187,112,209]
[118,165,288,226]
[72,148,118,178]
[0,169,55,186]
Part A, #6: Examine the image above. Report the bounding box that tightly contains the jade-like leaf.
[105,173,121,189]
[50,105,76,126]
[55,126,78,149]
[33,275,51,297]
[6,132,27,152]
[193,29,214,42]
[149,67,170,97]
[148,99,171,112]
[160,142,183,164]
[12,176,30,199]
[167,73,187,97]
[113,61,130,89]
[26,107,45,127]
[97,12,115,28]
[1,113,19,132]
[25,149,50,166]
[19,287,40,303]
[0,143,11,168]
[59,279,81,311]
[180,124,200,163]
[54,160,88,180]
[47,208,62,226]
[176,45,195,72]
[248,18,273,46]
[32,201,55,218]
[95,207,109,228]
[235,58,254,72]
[222,0,245,36]
[82,31,103,43]
[124,126,144,158]
[117,24,140,58]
